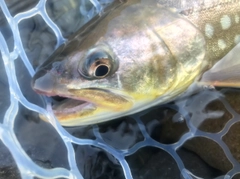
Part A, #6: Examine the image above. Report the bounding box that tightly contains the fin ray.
[200,43,240,87]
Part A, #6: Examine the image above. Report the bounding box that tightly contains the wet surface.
[126,147,181,179]
[141,106,189,144]
[0,141,21,179]
[18,15,57,68]
[184,137,233,172]
[98,117,144,150]
[1,0,240,179]
[0,57,10,123]
[14,58,44,106]
[45,0,90,37]
[5,0,38,16]
[75,145,124,179]
[223,122,240,167]
[178,148,224,178]
[14,104,70,170]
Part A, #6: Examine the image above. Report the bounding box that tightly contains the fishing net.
[0,0,240,178]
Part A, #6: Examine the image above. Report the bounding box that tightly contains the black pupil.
[95,65,109,77]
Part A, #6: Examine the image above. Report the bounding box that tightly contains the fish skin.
[32,0,240,126]
[182,0,240,67]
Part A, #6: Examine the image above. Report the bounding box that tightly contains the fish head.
[32,2,206,126]
[32,40,172,126]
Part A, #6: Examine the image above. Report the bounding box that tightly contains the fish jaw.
[32,68,136,126]
[51,96,133,126]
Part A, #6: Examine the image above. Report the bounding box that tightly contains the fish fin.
[199,43,240,88]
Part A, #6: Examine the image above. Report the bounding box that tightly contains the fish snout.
[31,69,56,96]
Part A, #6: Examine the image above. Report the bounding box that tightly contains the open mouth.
[34,86,134,126]
[51,96,96,115]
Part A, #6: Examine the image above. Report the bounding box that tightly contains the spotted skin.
[183,1,240,67]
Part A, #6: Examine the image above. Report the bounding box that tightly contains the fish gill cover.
[0,0,240,179]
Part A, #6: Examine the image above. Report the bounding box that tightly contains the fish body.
[32,0,240,126]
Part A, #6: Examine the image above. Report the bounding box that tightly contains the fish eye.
[78,48,118,79]
[95,64,109,77]
[89,59,110,78]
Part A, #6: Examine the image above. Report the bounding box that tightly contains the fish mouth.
[43,89,102,121]
[51,96,95,116]
[37,87,133,125]
[32,68,133,125]
[34,88,97,118]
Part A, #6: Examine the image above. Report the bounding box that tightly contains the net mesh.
[0,0,240,178]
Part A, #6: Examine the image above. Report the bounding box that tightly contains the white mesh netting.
[0,0,240,179]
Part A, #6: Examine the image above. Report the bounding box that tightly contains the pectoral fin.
[199,43,240,88]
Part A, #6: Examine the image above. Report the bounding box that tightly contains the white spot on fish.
[117,73,122,89]
[220,15,231,30]
[205,23,214,38]
[235,14,240,24]
[234,35,240,44]
[218,39,227,50]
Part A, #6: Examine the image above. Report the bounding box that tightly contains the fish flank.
[180,0,240,68]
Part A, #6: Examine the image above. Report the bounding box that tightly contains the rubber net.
[0,0,240,179]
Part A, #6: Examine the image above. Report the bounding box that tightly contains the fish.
[32,0,240,126]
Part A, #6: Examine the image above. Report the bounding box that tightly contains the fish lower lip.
[51,96,95,115]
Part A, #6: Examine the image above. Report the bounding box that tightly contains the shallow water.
[0,0,240,179]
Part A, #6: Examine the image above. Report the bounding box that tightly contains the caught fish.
[32,0,240,126]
